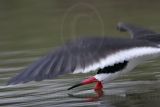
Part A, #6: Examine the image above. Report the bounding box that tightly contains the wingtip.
[6,79,20,85]
[6,77,17,85]
[117,22,129,32]
[6,75,27,85]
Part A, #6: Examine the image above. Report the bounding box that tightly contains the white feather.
[73,47,160,74]
[94,59,139,81]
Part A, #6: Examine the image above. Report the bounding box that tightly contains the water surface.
[0,0,160,107]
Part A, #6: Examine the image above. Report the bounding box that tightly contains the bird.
[7,22,160,92]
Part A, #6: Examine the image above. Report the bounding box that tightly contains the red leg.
[68,78,104,102]
[94,81,103,91]
[87,82,104,102]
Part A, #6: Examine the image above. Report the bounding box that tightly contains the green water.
[0,0,160,107]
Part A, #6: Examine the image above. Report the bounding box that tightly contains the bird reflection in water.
[68,89,104,102]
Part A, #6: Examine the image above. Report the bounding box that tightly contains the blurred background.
[0,0,160,107]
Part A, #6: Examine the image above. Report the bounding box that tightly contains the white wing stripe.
[73,47,160,73]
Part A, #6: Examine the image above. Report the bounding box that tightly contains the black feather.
[117,22,160,44]
[7,37,157,85]
[97,61,128,74]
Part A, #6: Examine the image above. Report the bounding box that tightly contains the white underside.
[73,46,160,81]
[94,58,140,81]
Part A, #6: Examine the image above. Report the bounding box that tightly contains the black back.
[7,37,157,85]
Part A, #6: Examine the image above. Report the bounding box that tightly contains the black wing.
[7,37,156,85]
[117,22,157,37]
[117,22,160,44]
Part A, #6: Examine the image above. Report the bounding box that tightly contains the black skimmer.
[7,22,160,92]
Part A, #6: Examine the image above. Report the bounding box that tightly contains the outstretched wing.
[117,22,157,38]
[7,37,160,85]
[117,22,160,44]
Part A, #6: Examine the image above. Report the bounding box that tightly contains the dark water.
[0,0,160,107]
